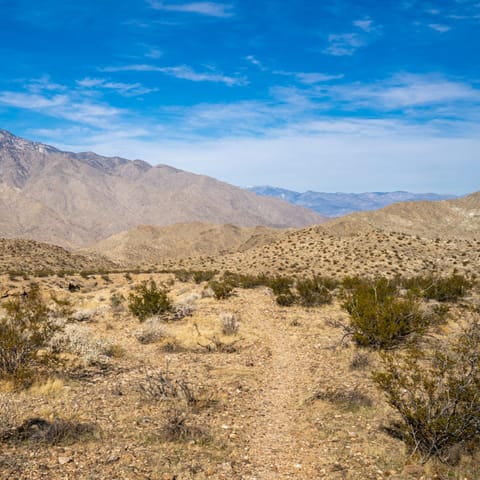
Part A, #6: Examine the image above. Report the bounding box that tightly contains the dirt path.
[243,300,321,479]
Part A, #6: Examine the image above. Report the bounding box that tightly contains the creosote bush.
[208,280,234,300]
[373,319,480,463]
[341,277,427,349]
[0,285,59,383]
[402,274,472,303]
[128,280,172,321]
[296,276,335,307]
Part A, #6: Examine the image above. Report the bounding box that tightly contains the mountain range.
[0,129,323,248]
[248,186,456,217]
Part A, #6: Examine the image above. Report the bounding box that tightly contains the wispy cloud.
[76,77,158,96]
[428,23,451,33]
[332,74,479,110]
[0,89,121,128]
[245,55,267,71]
[323,33,364,56]
[274,70,344,85]
[102,64,247,86]
[0,91,67,109]
[353,18,374,32]
[147,1,233,18]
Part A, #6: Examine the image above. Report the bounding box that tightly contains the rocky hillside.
[321,191,480,239]
[0,238,117,274]
[0,130,324,248]
[85,222,284,267]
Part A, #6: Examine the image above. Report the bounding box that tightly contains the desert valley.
[0,131,479,480]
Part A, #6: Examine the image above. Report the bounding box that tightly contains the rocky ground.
[1,272,479,479]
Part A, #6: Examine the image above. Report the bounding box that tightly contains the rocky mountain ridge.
[0,129,324,248]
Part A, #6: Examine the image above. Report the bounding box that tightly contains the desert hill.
[320,191,480,239]
[85,222,284,267]
[0,129,324,248]
[0,238,117,274]
[163,225,479,279]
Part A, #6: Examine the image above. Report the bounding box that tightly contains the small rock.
[58,456,73,465]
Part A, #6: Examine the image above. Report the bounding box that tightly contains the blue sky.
[0,0,479,193]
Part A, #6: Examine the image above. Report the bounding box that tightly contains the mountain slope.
[0,238,117,274]
[321,191,480,239]
[85,222,284,266]
[0,130,324,248]
[248,186,456,217]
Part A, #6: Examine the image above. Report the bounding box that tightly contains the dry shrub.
[134,318,166,344]
[139,368,196,405]
[0,285,60,383]
[220,312,239,335]
[374,318,480,463]
[50,324,113,366]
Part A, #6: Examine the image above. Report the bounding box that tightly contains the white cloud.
[0,90,121,128]
[428,23,451,32]
[0,92,68,109]
[53,117,480,194]
[76,77,158,96]
[323,33,364,56]
[353,18,374,32]
[332,74,479,109]
[294,72,344,84]
[102,64,247,86]
[245,55,267,71]
[147,1,233,17]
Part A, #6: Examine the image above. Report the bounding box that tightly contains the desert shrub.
[373,319,480,463]
[220,312,240,335]
[341,277,427,349]
[128,280,172,321]
[134,318,166,344]
[208,280,234,300]
[158,404,208,443]
[0,286,59,382]
[110,293,125,311]
[403,274,472,303]
[268,276,294,296]
[192,270,216,284]
[172,269,191,282]
[296,276,335,307]
[139,368,196,405]
[275,292,297,306]
[50,324,114,366]
[171,303,195,321]
[349,350,372,370]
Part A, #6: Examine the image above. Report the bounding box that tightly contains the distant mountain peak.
[248,186,457,217]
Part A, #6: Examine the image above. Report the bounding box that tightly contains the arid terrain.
[0,132,479,480]
[0,268,478,480]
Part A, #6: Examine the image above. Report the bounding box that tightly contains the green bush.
[373,320,480,463]
[341,277,427,349]
[268,276,294,296]
[208,280,234,300]
[128,280,172,321]
[0,285,59,383]
[296,276,335,307]
[192,270,216,284]
[403,274,472,303]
